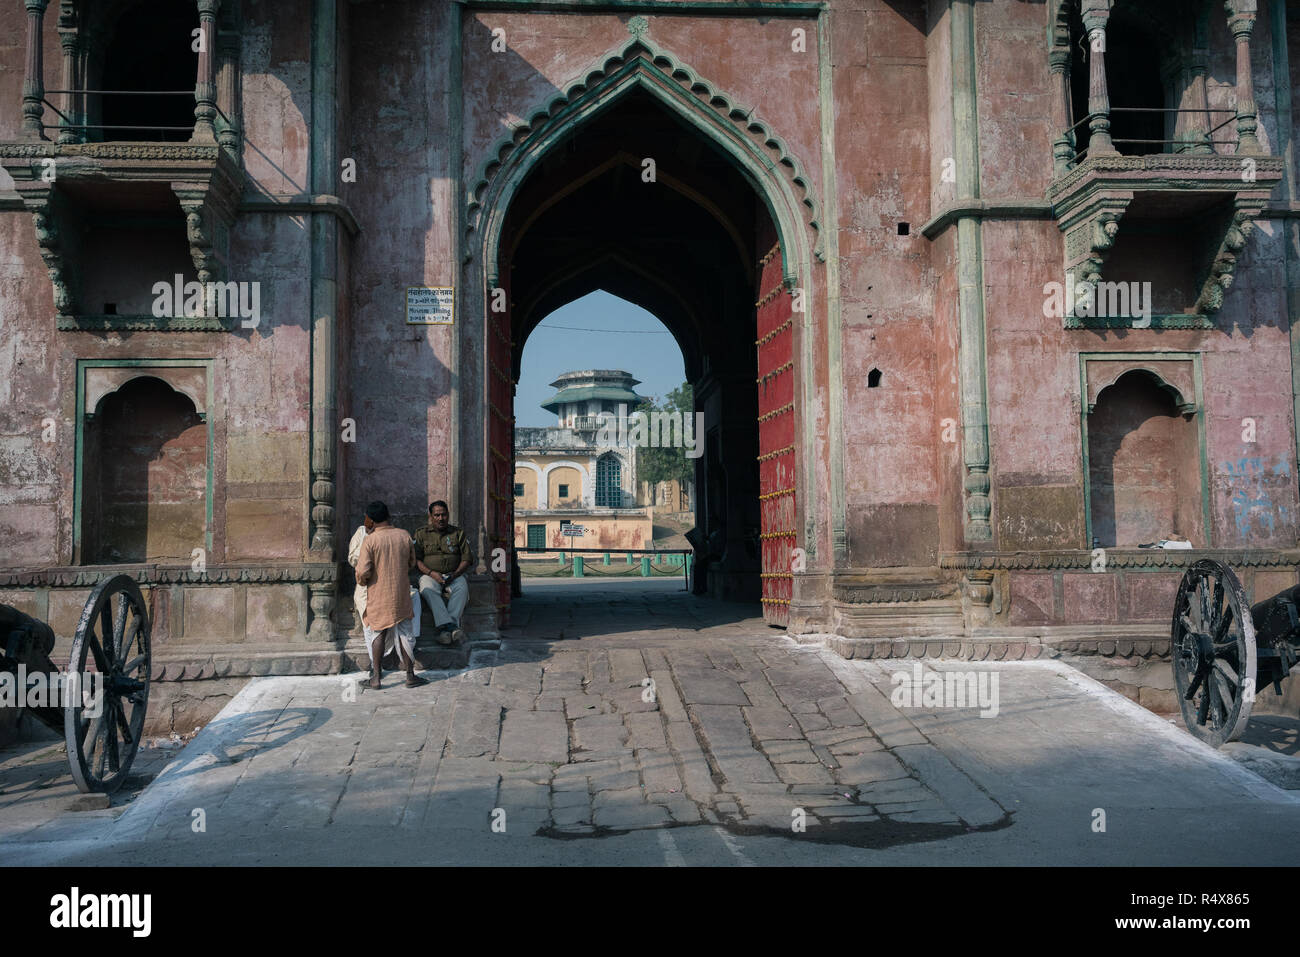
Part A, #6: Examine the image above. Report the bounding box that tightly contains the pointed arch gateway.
[465,35,822,628]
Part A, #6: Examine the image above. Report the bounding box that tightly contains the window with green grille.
[596,453,621,508]
[526,524,546,548]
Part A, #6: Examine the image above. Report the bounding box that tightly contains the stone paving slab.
[673,670,751,707]
[665,720,717,803]
[743,706,802,741]
[498,710,568,763]
[572,714,629,753]
[692,705,781,785]
[625,713,668,751]
[649,670,687,722]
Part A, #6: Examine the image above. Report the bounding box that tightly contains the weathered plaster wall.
[242,0,312,196]
[514,513,651,551]
[976,0,1056,199]
[547,466,582,506]
[832,1,937,567]
[344,0,456,534]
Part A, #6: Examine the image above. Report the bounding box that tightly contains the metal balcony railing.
[1064,106,1239,166]
[38,90,230,141]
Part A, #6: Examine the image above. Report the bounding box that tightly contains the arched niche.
[79,367,211,565]
[542,460,589,508]
[1085,368,1207,548]
[513,461,542,509]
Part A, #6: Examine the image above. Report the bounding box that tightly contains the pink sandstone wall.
[836,1,939,568]
[343,0,457,533]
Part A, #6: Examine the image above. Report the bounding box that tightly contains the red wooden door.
[755,225,796,627]
[487,271,514,628]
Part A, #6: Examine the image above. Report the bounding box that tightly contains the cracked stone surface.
[3,581,1299,865]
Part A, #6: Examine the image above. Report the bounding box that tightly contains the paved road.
[3,585,1298,865]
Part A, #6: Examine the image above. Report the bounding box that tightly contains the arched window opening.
[1087,370,1203,548]
[84,376,207,564]
[596,454,623,509]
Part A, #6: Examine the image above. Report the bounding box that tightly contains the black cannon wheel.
[1171,559,1256,748]
[64,575,151,794]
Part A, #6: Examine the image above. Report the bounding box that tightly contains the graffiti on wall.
[1221,456,1292,541]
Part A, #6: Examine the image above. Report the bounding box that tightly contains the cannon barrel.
[1249,583,1300,694]
[0,603,62,732]
[0,603,57,672]
[1251,583,1300,645]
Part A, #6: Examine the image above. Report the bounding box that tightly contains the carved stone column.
[1228,0,1262,155]
[1050,45,1075,177]
[1184,60,1214,154]
[961,571,997,630]
[308,582,334,642]
[56,23,84,146]
[307,0,340,642]
[191,0,219,143]
[952,0,992,543]
[215,16,242,153]
[1082,2,1117,156]
[21,0,49,140]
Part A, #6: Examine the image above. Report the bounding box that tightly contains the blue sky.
[515,290,686,427]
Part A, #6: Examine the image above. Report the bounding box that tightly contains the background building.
[514,369,650,551]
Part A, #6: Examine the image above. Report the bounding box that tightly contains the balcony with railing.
[0,0,243,328]
[1045,0,1283,328]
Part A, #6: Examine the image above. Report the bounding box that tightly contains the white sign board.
[406,286,454,324]
[561,525,586,537]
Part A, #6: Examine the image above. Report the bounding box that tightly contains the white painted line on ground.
[713,825,756,866]
[656,826,686,866]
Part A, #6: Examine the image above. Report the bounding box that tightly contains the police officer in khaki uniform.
[414,500,473,645]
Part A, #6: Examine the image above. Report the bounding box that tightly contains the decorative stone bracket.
[1063,200,1128,287]
[1193,203,1261,315]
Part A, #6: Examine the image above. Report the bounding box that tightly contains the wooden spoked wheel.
[1171,560,1256,748]
[64,575,151,793]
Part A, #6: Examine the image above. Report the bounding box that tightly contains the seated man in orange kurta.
[354,500,428,690]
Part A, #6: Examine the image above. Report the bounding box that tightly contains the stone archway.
[462,34,823,630]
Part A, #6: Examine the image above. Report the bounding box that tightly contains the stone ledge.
[831,581,958,604]
[940,549,1300,571]
[148,635,476,681]
[151,646,349,681]
[806,631,1173,662]
[0,562,339,587]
